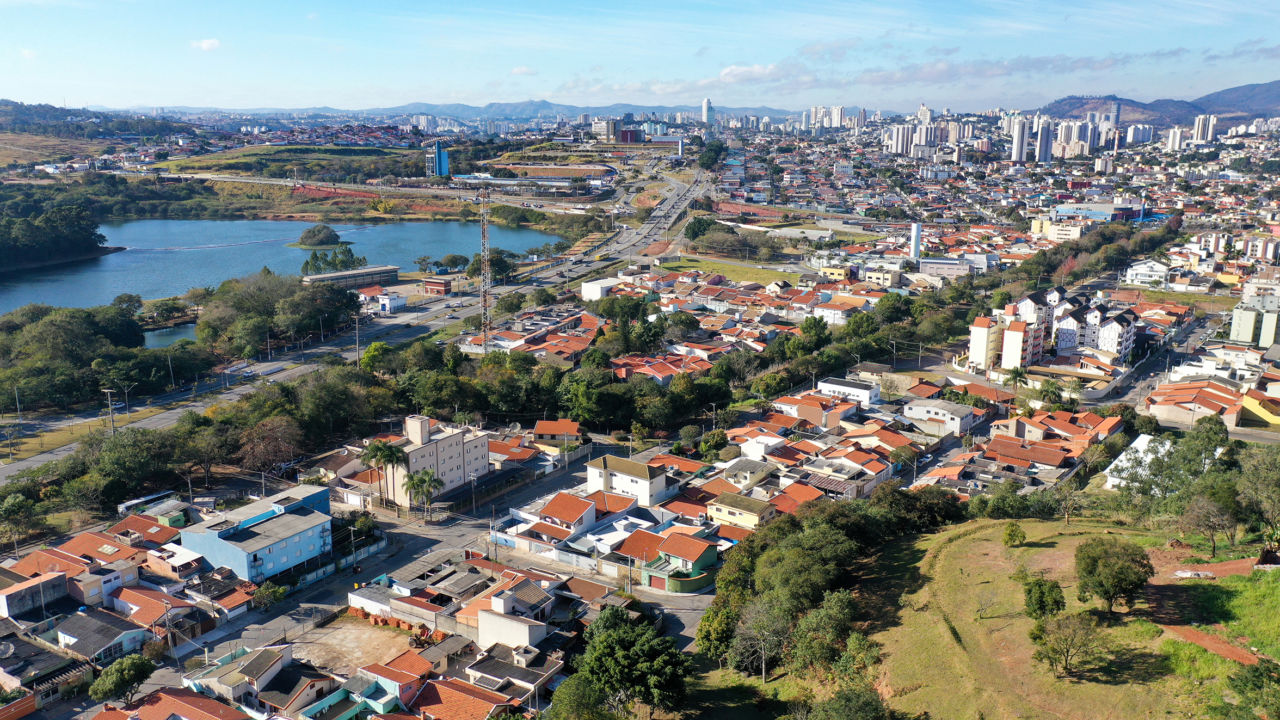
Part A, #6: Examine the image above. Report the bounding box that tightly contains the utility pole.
[13,387,20,428]
[121,382,137,419]
[167,353,176,389]
[102,388,117,435]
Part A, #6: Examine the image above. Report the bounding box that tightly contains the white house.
[585,455,674,506]
[580,277,625,301]
[903,398,978,436]
[378,293,407,314]
[1124,259,1173,288]
[1103,433,1157,490]
[816,377,881,407]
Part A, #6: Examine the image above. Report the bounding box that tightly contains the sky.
[2,0,1279,113]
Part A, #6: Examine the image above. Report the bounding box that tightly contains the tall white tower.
[910,223,922,259]
[701,98,714,125]
[1010,118,1029,163]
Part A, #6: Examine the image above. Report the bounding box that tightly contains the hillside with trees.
[0,99,190,139]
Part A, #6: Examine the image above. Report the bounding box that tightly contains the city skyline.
[2,0,1280,113]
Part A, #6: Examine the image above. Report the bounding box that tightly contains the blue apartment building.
[180,487,333,584]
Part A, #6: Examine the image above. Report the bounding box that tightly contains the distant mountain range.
[1038,79,1280,126]
[93,99,798,121]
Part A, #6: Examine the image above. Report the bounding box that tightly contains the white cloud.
[19,48,36,59]
[510,66,537,76]
[191,38,220,52]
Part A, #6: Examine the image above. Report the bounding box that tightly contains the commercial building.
[429,140,449,177]
[180,486,333,584]
[1009,118,1029,162]
[301,265,399,289]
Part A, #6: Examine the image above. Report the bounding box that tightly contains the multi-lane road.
[0,169,707,481]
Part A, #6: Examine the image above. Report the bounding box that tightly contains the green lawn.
[1133,289,1240,312]
[871,519,1207,719]
[657,257,800,285]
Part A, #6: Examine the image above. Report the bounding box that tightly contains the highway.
[0,168,706,481]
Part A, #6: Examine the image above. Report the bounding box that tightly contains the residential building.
[968,316,1003,371]
[1123,259,1173,288]
[51,608,150,666]
[708,493,777,530]
[586,455,675,506]
[381,416,492,505]
[903,398,979,436]
[180,486,333,585]
[1230,296,1280,348]
[815,377,880,406]
[93,689,251,720]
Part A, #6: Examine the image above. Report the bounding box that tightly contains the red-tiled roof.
[412,678,514,720]
[94,689,251,720]
[540,492,593,525]
[108,514,180,545]
[617,529,664,562]
[658,534,717,563]
[534,419,581,436]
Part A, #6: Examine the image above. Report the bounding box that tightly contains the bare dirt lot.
[290,616,411,675]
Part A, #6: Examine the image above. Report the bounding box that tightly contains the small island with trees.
[287,223,346,249]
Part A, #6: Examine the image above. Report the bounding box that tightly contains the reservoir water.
[0,219,554,315]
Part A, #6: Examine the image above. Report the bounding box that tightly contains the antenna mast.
[480,187,492,354]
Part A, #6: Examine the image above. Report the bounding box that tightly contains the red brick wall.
[0,693,37,720]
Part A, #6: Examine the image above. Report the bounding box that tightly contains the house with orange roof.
[772,391,860,429]
[1144,379,1245,426]
[109,586,196,636]
[94,688,251,720]
[409,677,519,720]
[108,514,181,548]
[13,545,140,608]
[532,419,584,448]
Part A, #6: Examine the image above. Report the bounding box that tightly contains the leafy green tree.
[1239,444,1280,542]
[1023,578,1066,619]
[252,580,288,609]
[88,654,155,704]
[1002,366,1028,391]
[578,606,692,715]
[360,341,396,375]
[787,590,859,675]
[1003,521,1027,548]
[809,682,891,720]
[440,253,469,270]
[414,255,434,272]
[695,602,738,668]
[1074,537,1154,613]
[873,293,911,323]
[0,494,35,553]
[889,446,918,471]
[496,292,526,315]
[1030,612,1105,676]
[1181,496,1234,558]
[530,288,557,306]
[545,673,618,720]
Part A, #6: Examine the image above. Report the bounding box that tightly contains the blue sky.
[3,0,1279,112]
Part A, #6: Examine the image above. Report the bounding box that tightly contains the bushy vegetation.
[0,204,105,265]
[0,295,217,410]
[195,269,360,359]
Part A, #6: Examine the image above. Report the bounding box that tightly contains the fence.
[336,537,388,570]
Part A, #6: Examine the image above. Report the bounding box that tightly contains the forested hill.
[0,99,191,139]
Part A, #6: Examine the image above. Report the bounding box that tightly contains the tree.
[237,416,303,473]
[1182,496,1235,558]
[1074,537,1154,613]
[89,654,155,704]
[695,602,738,668]
[360,341,395,375]
[414,255,435,272]
[0,494,34,552]
[496,292,526,315]
[545,673,618,720]
[809,682,891,720]
[440,253,469,270]
[1003,366,1028,392]
[730,600,791,682]
[1239,444,1280,543]
[577,607,692,715]
[787,591,859,675]
[298,224,341,247]
[889,445,918,471]
[1023,578,1066,619]
[1037,379,1062,404]
[404,469,444,521]
[530,287,557,306]
[360,440,409,506]
[873,293,911,323]
[1030,612,1105,676]
[252,580,288,609]
[1003,521,1027,548]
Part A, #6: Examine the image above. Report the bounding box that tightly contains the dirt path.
[1146,551,1261,665]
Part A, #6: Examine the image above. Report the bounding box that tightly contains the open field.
[656,257,800,284]
[869,519,1208,719]
[0,132,113,165]
[1134,289,1240,313]
[155,144,419,175]
[291,615,410,675]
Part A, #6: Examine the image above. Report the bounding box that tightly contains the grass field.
[657,257,800,284]
[1133,289,1240,313]
[869,519,1206,719]
[0,132,113,166]
[155,144,419,175]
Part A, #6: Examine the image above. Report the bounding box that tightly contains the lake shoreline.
[0,246,125,275]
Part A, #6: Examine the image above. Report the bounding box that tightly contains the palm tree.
[360,440,409,508]
[1037,379,1062,405]
[1002,367,1028,391]
[404,469,445,521]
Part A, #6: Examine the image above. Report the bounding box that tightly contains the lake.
[0,219,554,314]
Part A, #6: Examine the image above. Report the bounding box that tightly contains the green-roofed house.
[585,454,676,507]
